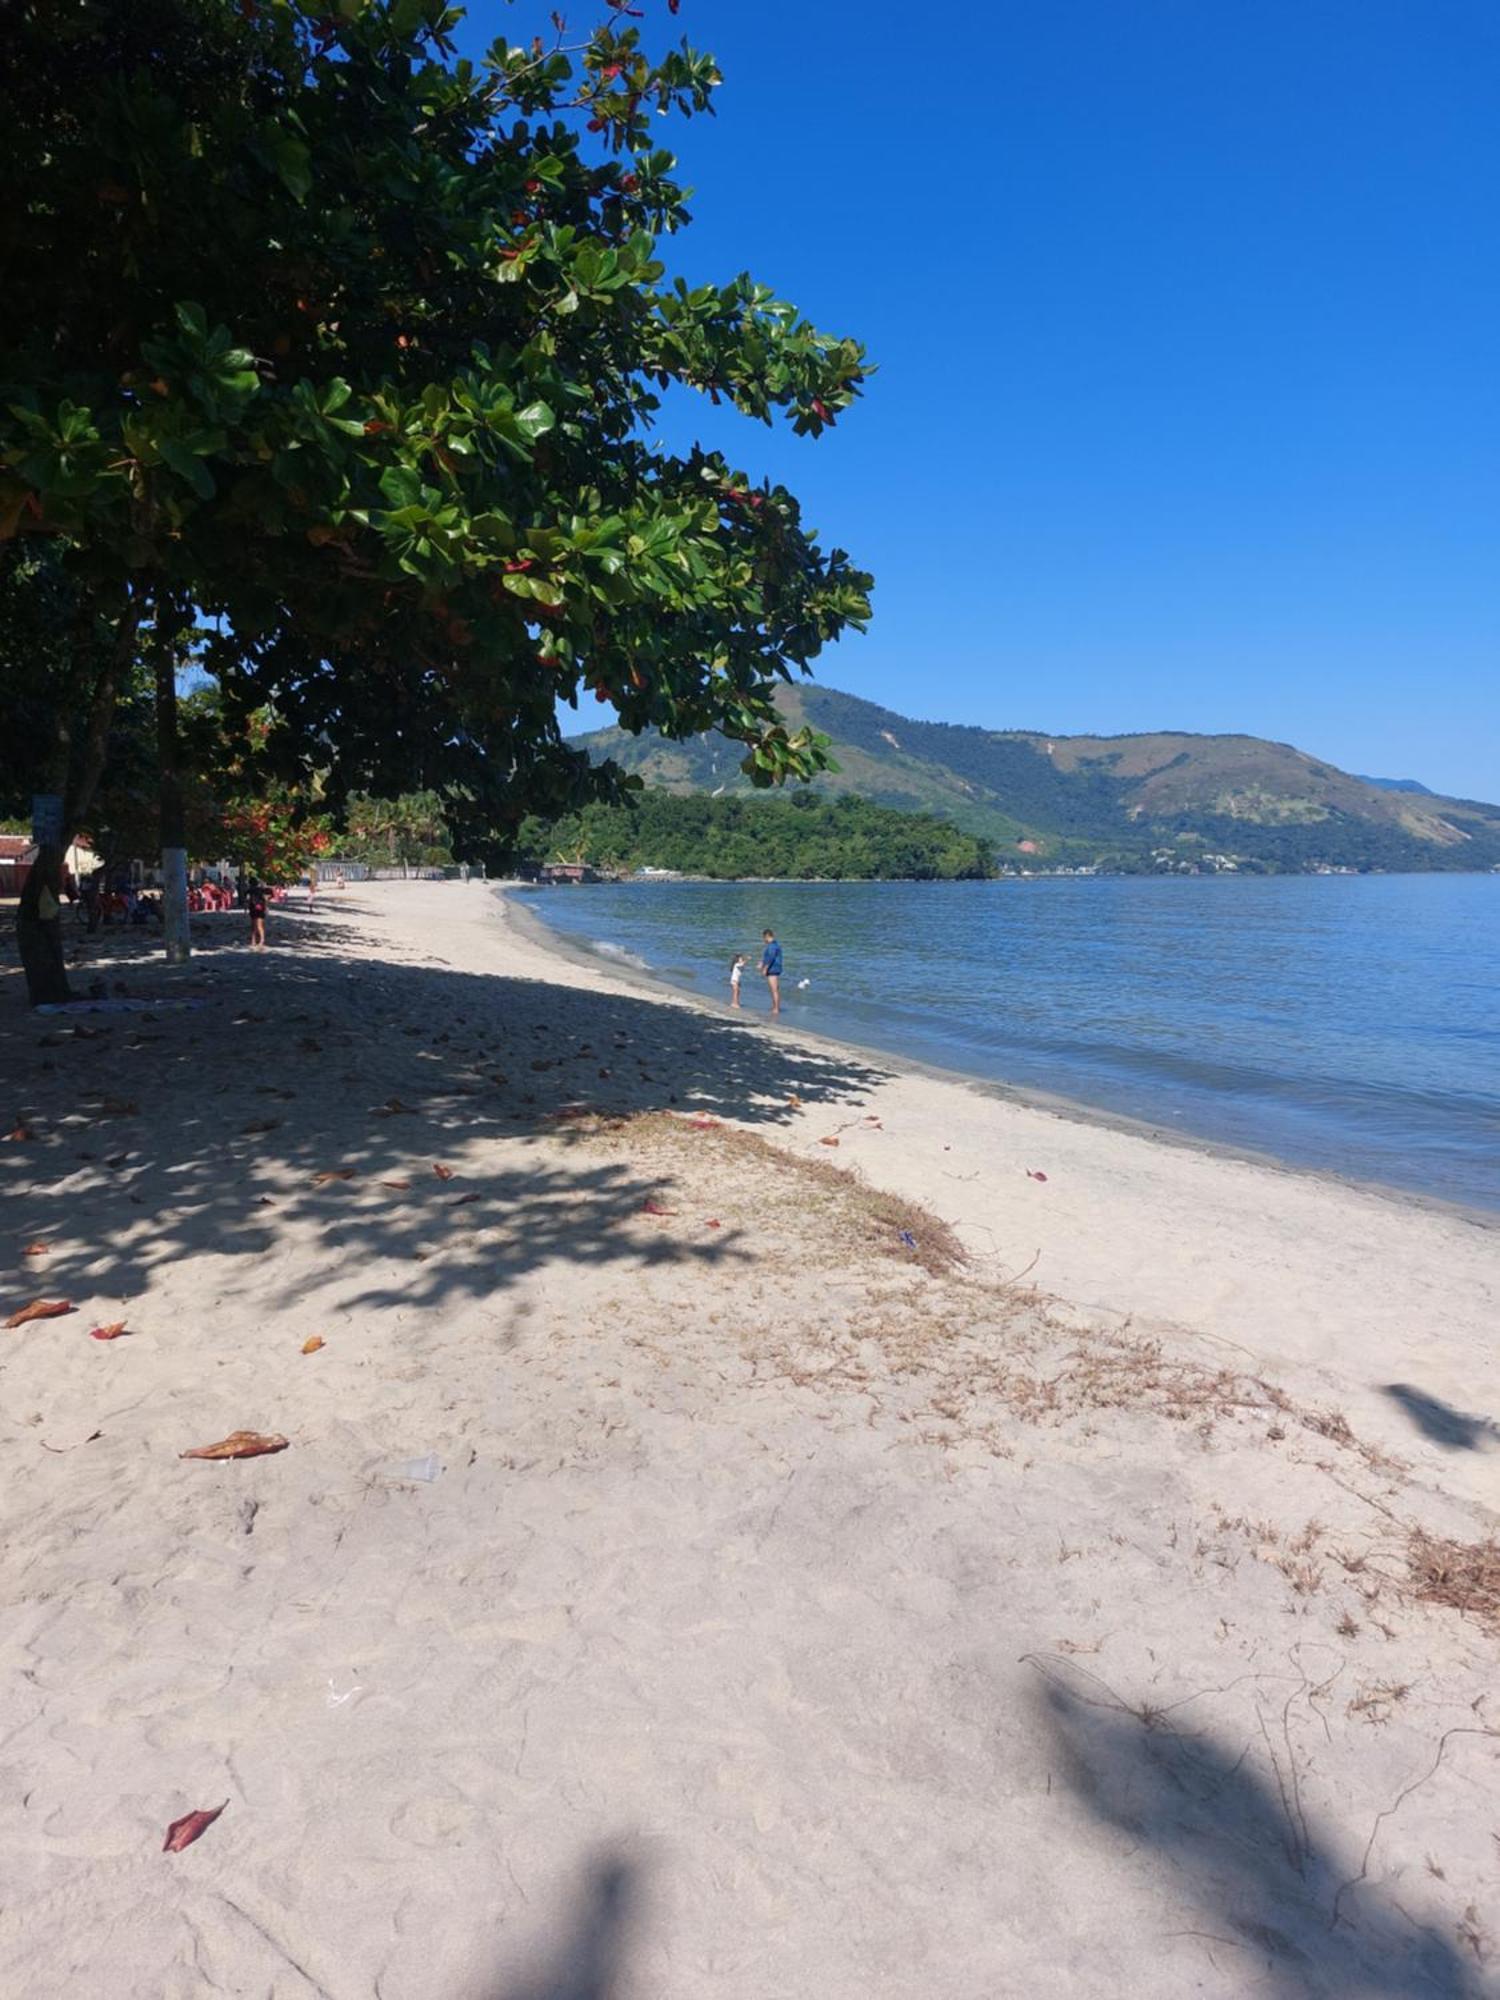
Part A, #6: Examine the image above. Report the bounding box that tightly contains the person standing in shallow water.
[759,928,783,1017]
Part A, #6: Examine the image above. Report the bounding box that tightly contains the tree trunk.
[154,643,190,964]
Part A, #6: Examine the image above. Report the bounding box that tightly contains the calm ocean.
[522,875,1500,1214]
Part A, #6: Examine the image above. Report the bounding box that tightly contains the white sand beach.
[2,880,1497,1997]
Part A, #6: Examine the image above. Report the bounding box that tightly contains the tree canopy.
[0,0,872,857]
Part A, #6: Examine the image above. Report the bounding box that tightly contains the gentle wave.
[527,875,1500,1212]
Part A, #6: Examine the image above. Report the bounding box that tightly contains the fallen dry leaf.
[689,1116,719,1130]
[786,1094,802,1110]
[162,1801,227,1854]
[180,1431,290,1461]
[22,1242,50,1257]
[90,1321,129,1341]
[312,1168,357,1185]
[373,1097,416,1116]
[450,1192,479,1207]
[705,1218,722,1230]
[301,1335,325,1355]
[4,1122,35,1142]
[1026,1169,1049,1183]
[640,1199,676,1217]
[819,1136,840,1148]
[379,1177,412,1191]
[6,1298,73,1329]
[431,1163,454,1181]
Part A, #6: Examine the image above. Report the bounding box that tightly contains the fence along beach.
[2,878,1497,1996]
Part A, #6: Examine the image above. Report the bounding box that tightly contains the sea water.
[523,875,1500,1214]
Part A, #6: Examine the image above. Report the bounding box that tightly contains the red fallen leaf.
[6,1298,73,1329]
[450,1192,480,1207]
[4,1123,35,1142]
[1026,1169,1049,1183]
[22,1242,50,1257]
[819,1136,840,1148]
[432,1163,454,1181]
[312,1168,356,1185]
[180,1431,290,1461]
[688,1116,719,1130]
[640,1199,676,1217]
[301,1335,325,1355]
[90,1321,129,1341]
[705,1218,721,1229]
[162,1801,227,1853]
[380,1178,412,1191]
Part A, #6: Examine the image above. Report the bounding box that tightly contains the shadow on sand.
[2,907,889,1314]
[1383,1383,1500,1455]
[1035,1665,1481,1997]
[486,1852,641,2000]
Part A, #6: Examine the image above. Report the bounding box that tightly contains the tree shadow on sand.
[1383,1384,1500,1455]
[2,912,890,1315]
[482,1851,641,2000]
[1034,1665,1483,1998]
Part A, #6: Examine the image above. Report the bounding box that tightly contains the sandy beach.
[3,879,1498,1998]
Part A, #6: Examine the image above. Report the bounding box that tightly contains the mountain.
[1359,776,1436,796]
[569,685,1500,873]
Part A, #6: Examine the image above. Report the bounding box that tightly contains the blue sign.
[31,793,63,848]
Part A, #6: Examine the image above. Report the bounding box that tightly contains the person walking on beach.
[729,952,748,1008]
[759,929,783,1017]
[246,879,268,949]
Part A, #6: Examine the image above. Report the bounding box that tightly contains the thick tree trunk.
[154,643,190,964]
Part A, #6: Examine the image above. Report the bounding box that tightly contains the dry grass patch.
[595,1110,969,1278]
[1407,1531,1500,1638]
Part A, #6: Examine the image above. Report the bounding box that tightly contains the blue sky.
[462,3,1499,800]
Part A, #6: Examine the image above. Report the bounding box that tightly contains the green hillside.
[569,685,1500,873]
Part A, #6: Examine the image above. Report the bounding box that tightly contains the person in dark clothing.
[246,880,268,948]
[16,847,73,1006]
[759,928,783,1017]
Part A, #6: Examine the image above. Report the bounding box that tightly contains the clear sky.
[461,2,1500,801]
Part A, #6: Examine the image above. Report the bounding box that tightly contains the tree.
[1,0,872,873]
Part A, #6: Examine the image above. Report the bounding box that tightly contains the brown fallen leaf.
[450,1192,480,1207]
[22,1242,50,1257]
[4,1122,35,1142]
[6,1298,73,1329]
[90,1321,129,1341]
[705,1218,722,1230]
[379,1177,412,1191]
[312,1168,356,1185]
[1026,1169,1049,1183]
[786,1094,802,1109]
[640,1199,676,1217]
[432,1163,454,1181]
[180,1431,290,1461]
[162,1801,227,1853]
[301,1335,325,1355]
[373,1097,416,1116]
[819,1136,840,1148]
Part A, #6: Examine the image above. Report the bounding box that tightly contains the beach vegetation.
[1,0,870,865]
[516,787,996,880]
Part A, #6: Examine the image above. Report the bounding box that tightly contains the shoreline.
[504,883,1499,1233]
[4,878,1498,1996]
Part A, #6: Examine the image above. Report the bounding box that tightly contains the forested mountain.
[570,686,1500,873]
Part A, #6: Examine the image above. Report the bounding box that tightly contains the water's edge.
[500,886,1496,1230]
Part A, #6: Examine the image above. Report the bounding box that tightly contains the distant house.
[0,834,97,898]
[539,861,598,886]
